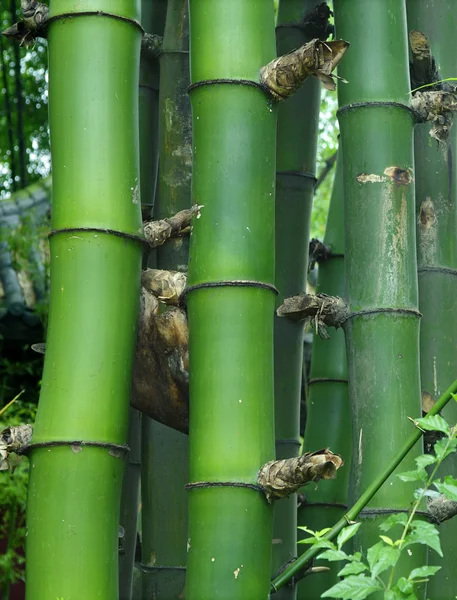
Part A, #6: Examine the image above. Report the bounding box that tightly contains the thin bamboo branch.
[270,376,457,592]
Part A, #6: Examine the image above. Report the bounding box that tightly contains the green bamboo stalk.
[118,409,141,600]
[138,0,167,595]
[406,2,457,596]
[185,2,277,598]
[298,152,351,600]
[141,421,188,598]
[24,2,143,598]
[118,1,166,592]
[140,0,190,597]
[271,376,457,593]
[333,0,425,589]
[139,0,166,221]
[272,2,323,598]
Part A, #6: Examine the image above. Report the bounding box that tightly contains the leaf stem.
[386,428,457,589]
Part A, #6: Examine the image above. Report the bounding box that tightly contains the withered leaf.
[0,424,33,470]
[258,448,344,502]
[141,269,187,306]
[260,39,349,101]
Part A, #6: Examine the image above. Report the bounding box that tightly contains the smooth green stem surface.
[25,2,142,598]
[334,1,423,593]
[118,409,141,600]
[273,2,321,598]
[186,2,277,598]
[271,377,457,593]
[139,0,166,220]
[406,2,457,595]
[141,1,190,598]
[141,420,188,599]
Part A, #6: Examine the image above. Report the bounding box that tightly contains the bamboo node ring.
[46,11,144,34]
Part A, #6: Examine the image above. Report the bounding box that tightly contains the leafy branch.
[300,409,457,599]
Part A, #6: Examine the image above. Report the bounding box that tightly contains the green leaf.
[413,488,440,501]
[338,561,369,577]
[379,535,394,546]
[434,476,457,501]
[321,575,383,599]
[318,549,351,562]
[379,513,408,532]
[337,522,362,550]
[397,468,427,483]
[384,590,417,600]
[404,521,442,557]
[298,538,335,550]
[397,578,413,594]
[367,542,400,579]
[408,565,441,580]
[415,454,437,469]
[433,437,457,461]
[416,415,450,435]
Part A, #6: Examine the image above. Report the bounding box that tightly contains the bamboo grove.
[1,0,457,599]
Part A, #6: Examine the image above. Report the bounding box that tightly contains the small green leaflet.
[384,590,417,600]
[337,522,361,550]
[318,549,350,562]
[403,520,442,557]
[397,468,427,483]
[379,513,408,532]
[408,565,441,580]
[397,577,414,594]
[434,437,457,461]
[434,476,457,501]
[367,541,400,579]
[321,575,383,599]
[415,454,437,469]
[338,561,368,577]
[415,415,450,435]
[297,538,335,550]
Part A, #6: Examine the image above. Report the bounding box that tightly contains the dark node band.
[160,49,189,55]
[308,377,348,386]
[139,83,159,93]
[418,266,457,277]
[180,279,278,304]
[47,11,144,33]
[277,170,317,184]
[359,507,435,522]
[188,78,269,96]
[140,564,186,573]
[49,227,148,247]
[18,440,129,458]
[275,439,302,446]
[346,307,422,321]
[338,101,417,119]
[275,23,305,31]
[300,501,348,510]
[186,481,264,493]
